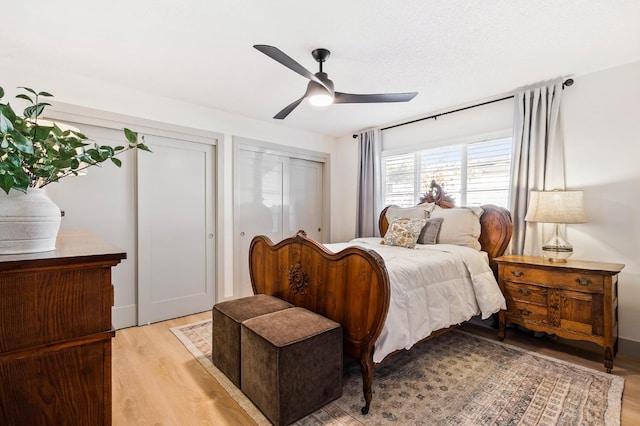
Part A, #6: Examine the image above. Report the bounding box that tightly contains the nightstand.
[495,255,624,372]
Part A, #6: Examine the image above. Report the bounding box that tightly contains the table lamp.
[524,190,587,262]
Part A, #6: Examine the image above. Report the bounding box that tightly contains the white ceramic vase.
[0,188,62,254]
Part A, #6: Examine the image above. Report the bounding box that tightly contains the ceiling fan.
[254,45,419,119]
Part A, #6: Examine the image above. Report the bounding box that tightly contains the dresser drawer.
[506,300,548,324]
[0,268,111,353]
[503,282,547,305]
[503,265,604,292]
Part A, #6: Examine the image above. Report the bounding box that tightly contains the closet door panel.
[235,150,285,297]
[137,136,215,324]
[288,158,324,242]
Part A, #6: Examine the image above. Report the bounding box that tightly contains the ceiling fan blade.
[274,96,306,120]
[334,92,418,104]
[254,45,329,91]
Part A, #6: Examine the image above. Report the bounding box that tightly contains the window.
[382,137,512,208]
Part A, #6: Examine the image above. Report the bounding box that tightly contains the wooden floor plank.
[112,312,640,425]
[112,312,255,425]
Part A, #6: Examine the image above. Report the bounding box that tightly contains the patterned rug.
[171,320,624,426]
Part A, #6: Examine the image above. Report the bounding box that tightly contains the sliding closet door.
[137,135,215,324]
[235,150,286,297]
[288,158,324,241]
[235,147,325,297]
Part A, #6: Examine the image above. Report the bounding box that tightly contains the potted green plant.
[0,86,151,254]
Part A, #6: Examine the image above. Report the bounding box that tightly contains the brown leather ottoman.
[212,294,293,387]
[241,307,343,426]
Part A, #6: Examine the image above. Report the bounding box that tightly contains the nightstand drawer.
[503,265,604,292]
[506,300,548,324]
[503,282,547,305]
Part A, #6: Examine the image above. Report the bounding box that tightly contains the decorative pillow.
[428,206,484,250]
[383,217,427,249]
[417,217,444,245]
[384,204,434,223]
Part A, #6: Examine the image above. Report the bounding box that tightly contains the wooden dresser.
[495,255,624,372]
[0,231,125,425]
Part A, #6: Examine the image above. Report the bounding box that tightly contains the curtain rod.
[352,78,574,138]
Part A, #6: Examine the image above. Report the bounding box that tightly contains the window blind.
[383,137,511,208]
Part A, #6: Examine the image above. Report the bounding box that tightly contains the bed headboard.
[378,203,513,276]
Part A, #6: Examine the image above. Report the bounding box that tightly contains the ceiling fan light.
[308,93,334,107]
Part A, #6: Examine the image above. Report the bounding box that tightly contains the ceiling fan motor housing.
[313,72,334,94]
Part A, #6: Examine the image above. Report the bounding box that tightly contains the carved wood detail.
[288,262,310,295]
[418,180,455,207]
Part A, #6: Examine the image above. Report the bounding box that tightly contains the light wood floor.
[112,311,640,425]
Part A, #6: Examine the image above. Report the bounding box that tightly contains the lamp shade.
[525,190,587,224]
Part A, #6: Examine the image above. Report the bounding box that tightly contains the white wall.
[331,135,359,242]
[1,57,338,327]
[0,58,334,150]
[562,60,640,347]
[335,60,640,347]
[381,99,514,153]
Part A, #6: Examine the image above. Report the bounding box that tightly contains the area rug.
[171,320,624,425]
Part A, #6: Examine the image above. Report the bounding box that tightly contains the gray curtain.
[509,79,566,255]
[356,128,383,237]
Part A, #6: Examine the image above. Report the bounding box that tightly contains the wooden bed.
[249,202,512,414]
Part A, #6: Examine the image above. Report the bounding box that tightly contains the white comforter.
[324,237,506,363]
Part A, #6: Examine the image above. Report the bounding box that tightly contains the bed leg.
[359,351,374,415]
[498,311,506,341]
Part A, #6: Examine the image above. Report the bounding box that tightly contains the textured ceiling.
[3,1,640,137]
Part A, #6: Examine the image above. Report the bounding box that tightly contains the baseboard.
[550,335,640,361]
[113,304,137,329]
[618,337,640,359]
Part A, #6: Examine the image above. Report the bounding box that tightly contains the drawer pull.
[511,270,524,277]
[576,277,592,286]
[518,288,532,296]
[520,308,531,316]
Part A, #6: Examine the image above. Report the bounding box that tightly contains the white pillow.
[429,206,484,250]
[385,204,434,222]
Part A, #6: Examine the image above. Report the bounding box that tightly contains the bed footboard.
[249,230,391,414]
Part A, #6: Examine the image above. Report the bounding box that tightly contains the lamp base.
[541,231,573,263]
